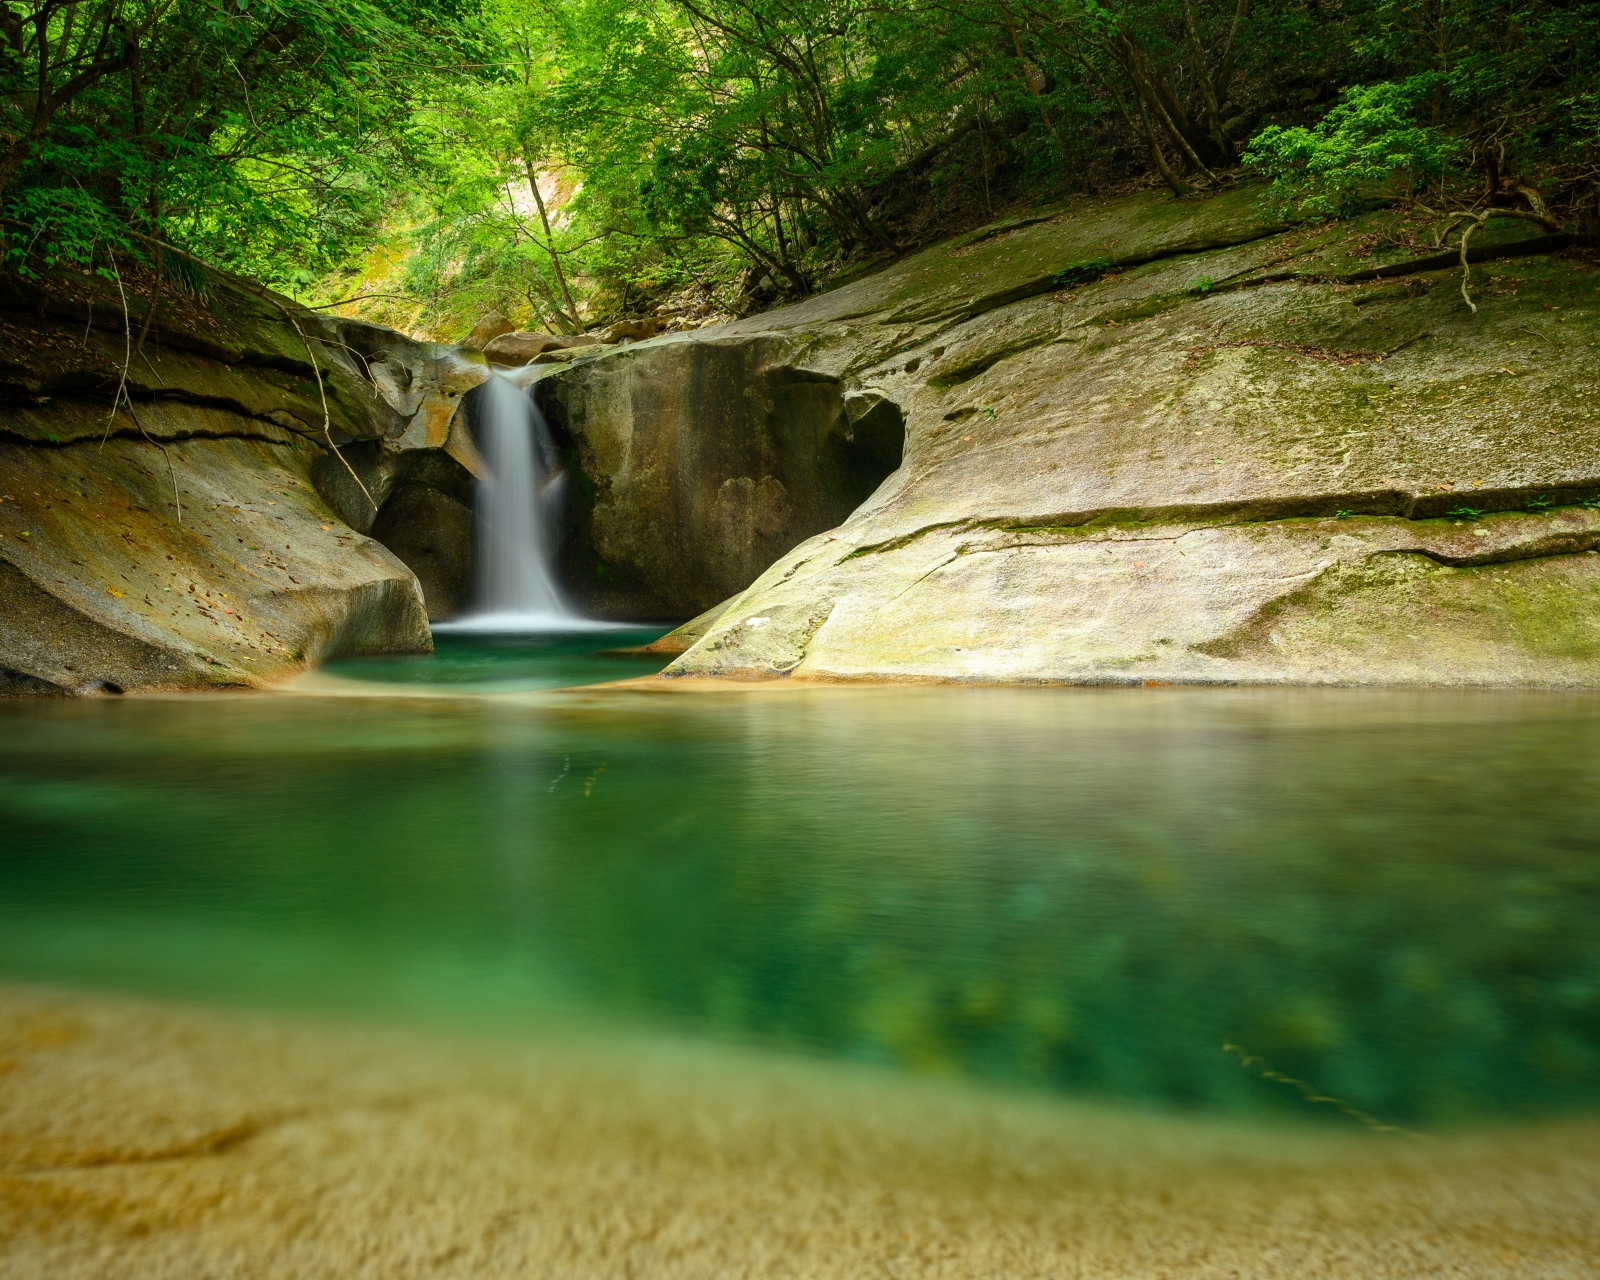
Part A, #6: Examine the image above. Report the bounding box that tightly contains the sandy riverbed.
[2,982,1596,1279]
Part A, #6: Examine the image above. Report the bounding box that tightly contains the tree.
[1,0,478,283]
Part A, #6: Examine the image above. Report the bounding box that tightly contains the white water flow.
[439,373,610,633]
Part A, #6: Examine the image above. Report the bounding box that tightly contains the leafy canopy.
[4,0,1596,330]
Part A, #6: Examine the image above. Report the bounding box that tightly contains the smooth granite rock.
[542,335,906,617]
[0,267,489,692]
[537,185,1600,685]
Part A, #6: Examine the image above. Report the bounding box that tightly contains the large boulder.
[542,184,1600,686]
[464,313,514,351]
[541,335,906,617]
[0,266,489,692]
[483,331,595,366]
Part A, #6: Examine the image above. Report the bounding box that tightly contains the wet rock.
[543,336,906,618]
[636,594,741,655]
[369,481,475,621]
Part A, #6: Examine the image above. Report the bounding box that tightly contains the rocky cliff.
[0,266,488,694]
[547,185,1600,686]
[6,184,1596,693]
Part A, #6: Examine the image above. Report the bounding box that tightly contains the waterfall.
[438,372,606,633]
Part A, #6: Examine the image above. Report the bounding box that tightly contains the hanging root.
[1435,204,1567,314]
[90,235,383,523]
[1459,215,1482,314]
[101,255,135,448]
[100,253,181,522]
[278,303,377,514]
[121,398,182,524]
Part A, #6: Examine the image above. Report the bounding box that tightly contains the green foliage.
[5,0,1597,329]
[1244,0,1600,224]
[0,0,482,287]
[386,0,1600,335]
[1244,81,1460,218]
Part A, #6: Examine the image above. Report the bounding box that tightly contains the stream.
[3,634,1599,1130]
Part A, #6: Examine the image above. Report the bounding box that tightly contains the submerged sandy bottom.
[1,984,1596,1279]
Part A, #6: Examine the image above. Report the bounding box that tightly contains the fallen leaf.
[107,587,123,597]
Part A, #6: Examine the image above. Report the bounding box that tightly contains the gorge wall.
[546,185,1600,686]
[0,267,488,693]
[539,336,904,619]
[5,182,1597,692]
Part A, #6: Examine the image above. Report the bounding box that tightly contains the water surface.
[3,637,1599,1132]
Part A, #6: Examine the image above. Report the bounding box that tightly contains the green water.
[2,634,1599,1130]
[323,627,670,689]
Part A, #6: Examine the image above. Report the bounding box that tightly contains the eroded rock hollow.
[553,185,1600,686]
[539,336,904,619]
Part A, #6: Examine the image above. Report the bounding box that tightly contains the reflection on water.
[321,629,669,690]
[2,646,1598,1130]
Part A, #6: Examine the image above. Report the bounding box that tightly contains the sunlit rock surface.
[0,270,488,692]
[549,184,1599,684]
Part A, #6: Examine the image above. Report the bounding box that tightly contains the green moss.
[994,513,1158,537]
[1202,550,1600,677]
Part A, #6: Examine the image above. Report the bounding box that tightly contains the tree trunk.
[998,0,1065,153]
[1117,37,1217,184]
[1135,94,1192,196]
[1180,0,1233,160]
[522,149,582,332]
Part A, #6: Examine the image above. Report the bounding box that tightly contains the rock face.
[366,450,477,621]
[544,184,1600,685]
[543,336,906,617]
[483,331,596,365]
[465,313,514,350]
[0,268,489,693]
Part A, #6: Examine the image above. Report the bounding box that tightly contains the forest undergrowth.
[1,0,1595,341]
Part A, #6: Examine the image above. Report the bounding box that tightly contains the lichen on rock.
[0,265,490,692]
[536,184,1600,686]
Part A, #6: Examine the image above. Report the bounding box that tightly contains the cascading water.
[439,371,608,633]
